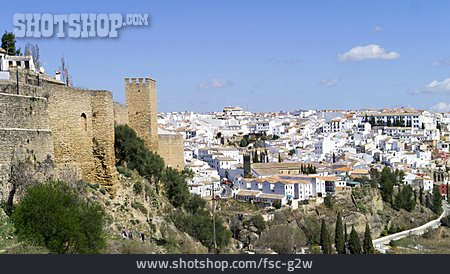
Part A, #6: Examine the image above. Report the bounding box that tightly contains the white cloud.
[430,102,450,113]
[374,26,383,32]
[320,78,340,88]
[197,78,232,90]
[432,58,450,67]
[337,44,399,62]
[425,78,450,93]
[410,77,450,95]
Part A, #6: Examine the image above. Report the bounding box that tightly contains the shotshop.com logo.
[13,13,149,38]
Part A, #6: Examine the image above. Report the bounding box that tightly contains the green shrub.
[115,125,165,181]
[131,201,148,215]
[133,181,143,195]
[272,200,282,209]
[117,166,132,177]
[11,181,106,254]
[162,168,190,208]
[324,195,334,208]
[172,210,231,250]
[250,214,266,233]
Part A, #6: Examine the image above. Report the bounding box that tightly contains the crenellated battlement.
[124,77,156,88]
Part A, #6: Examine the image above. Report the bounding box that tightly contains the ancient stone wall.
[113,102,128,125]
[91,91,118,192]
[158,133,184,170]
[0,93,49,129]
[0,82,54,201]
[45,85,117,193]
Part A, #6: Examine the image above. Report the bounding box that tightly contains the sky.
[1,0,450,113]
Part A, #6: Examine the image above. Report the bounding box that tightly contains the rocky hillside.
[0,169,209,254]
[216,184,437,254]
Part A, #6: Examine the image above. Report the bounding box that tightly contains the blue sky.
[2,0,450,112]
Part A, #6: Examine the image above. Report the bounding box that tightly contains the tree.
[1,31,21,55]
[114,125,165,182]
[239,138,248,147]
[60,54,73,86]
[185,194,206,214]
[335,212,345,254]
[393,184,416,212]
[431,185,443,214]
[278,153,282,163]
[369,116,376,126]
[250,214,266,234]
[12,181,106,254]
[348,226,362,254]
[272,200,282,209]
[163,167,190,208]
[363,223,375,254]
[324,195,334,208]
[344,222,348,243]
[320,219,332,254]
[172,210,230,251]
[379,167,394,203]
[24,43,41,69]
[258,224,306,254]
[419,187,424,206]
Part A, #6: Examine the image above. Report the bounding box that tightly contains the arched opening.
[81,113,87,131]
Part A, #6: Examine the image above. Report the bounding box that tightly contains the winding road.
[373,201,450,253]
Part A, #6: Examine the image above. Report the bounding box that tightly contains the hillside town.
[158,107,449,208]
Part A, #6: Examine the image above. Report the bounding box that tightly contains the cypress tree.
[425,193,430,209]
[419,187,424,206]
[348,226,362,254]
[335,212,345,254]
[320,219,332,254]
[344,223,348,243]
[363,223,375,254]
[431,185,443,214]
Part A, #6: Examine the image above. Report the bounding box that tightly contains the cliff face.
[294,185,436,240]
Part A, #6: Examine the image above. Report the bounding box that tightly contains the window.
[81,113,87,131]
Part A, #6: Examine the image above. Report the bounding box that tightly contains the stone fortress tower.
[125,77,159,152]
[117,77,184,170]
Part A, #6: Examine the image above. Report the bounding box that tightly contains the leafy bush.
[324,195,334,209]
[172,210,231,250]
[272,200,282,209]
[250,214,266,233]
[131,201,147,215]
[133,181,143,195]
[114,125,165,181]
[185,194,206,214]
[117,165,132,177]
[11,181,106,254]
[162,167,190,208]
[257,224,306,254]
